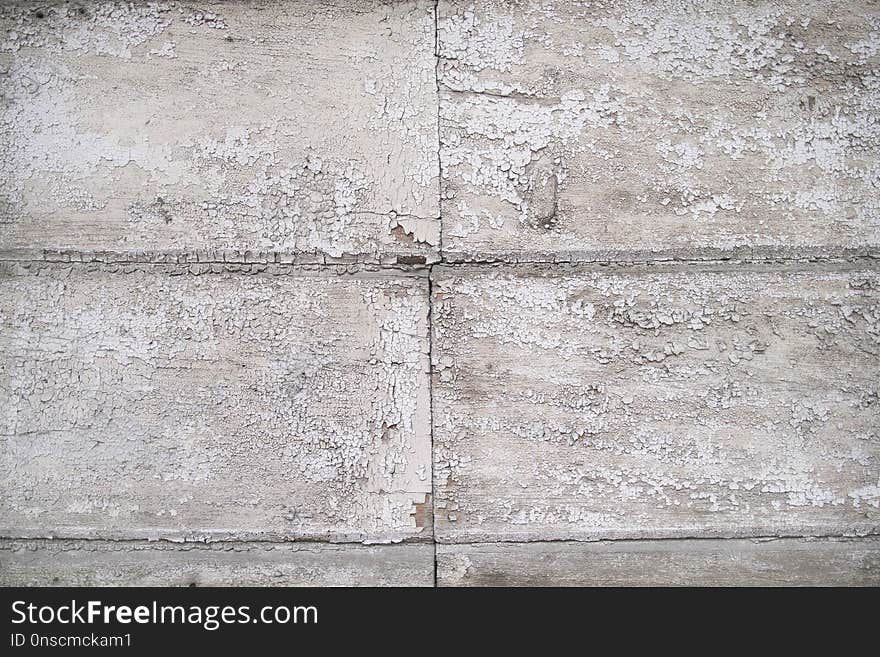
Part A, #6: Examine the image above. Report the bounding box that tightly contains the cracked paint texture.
[1,0,879,587]
[438,0,880,261]
[0,263,432,543]
[0,1,440,261]
[432,266,880,542]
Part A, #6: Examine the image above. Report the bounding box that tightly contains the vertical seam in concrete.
[431,0,441,588]
[427,272,437,587]
[433,0,443,260]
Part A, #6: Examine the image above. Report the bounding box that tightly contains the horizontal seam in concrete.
[0,534,435,546]
[1,254,877,271]
[3,532,878,548]
[432,257,880,274]
[438,249,880,264]
[0,262,432,279]
[434,532,880,546]
[0,256,437,268]
[0,536,432,549]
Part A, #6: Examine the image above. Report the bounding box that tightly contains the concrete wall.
[1,1,877,586]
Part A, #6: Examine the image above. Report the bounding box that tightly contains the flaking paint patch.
[0,263,432,543]
[0,1,440,260]
[432,265,880,543]
[0,0,877,587]
[438,0,880,260]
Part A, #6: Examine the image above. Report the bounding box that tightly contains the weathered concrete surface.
[432,264,880,543]
[438,0,880,261]
[0,263,432,543]
[437,538,880,586]
[0,1,439,262]
[1,1,878,587]
[0,539,434,586]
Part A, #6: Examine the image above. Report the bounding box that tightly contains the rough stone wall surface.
[0,0,878,586]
